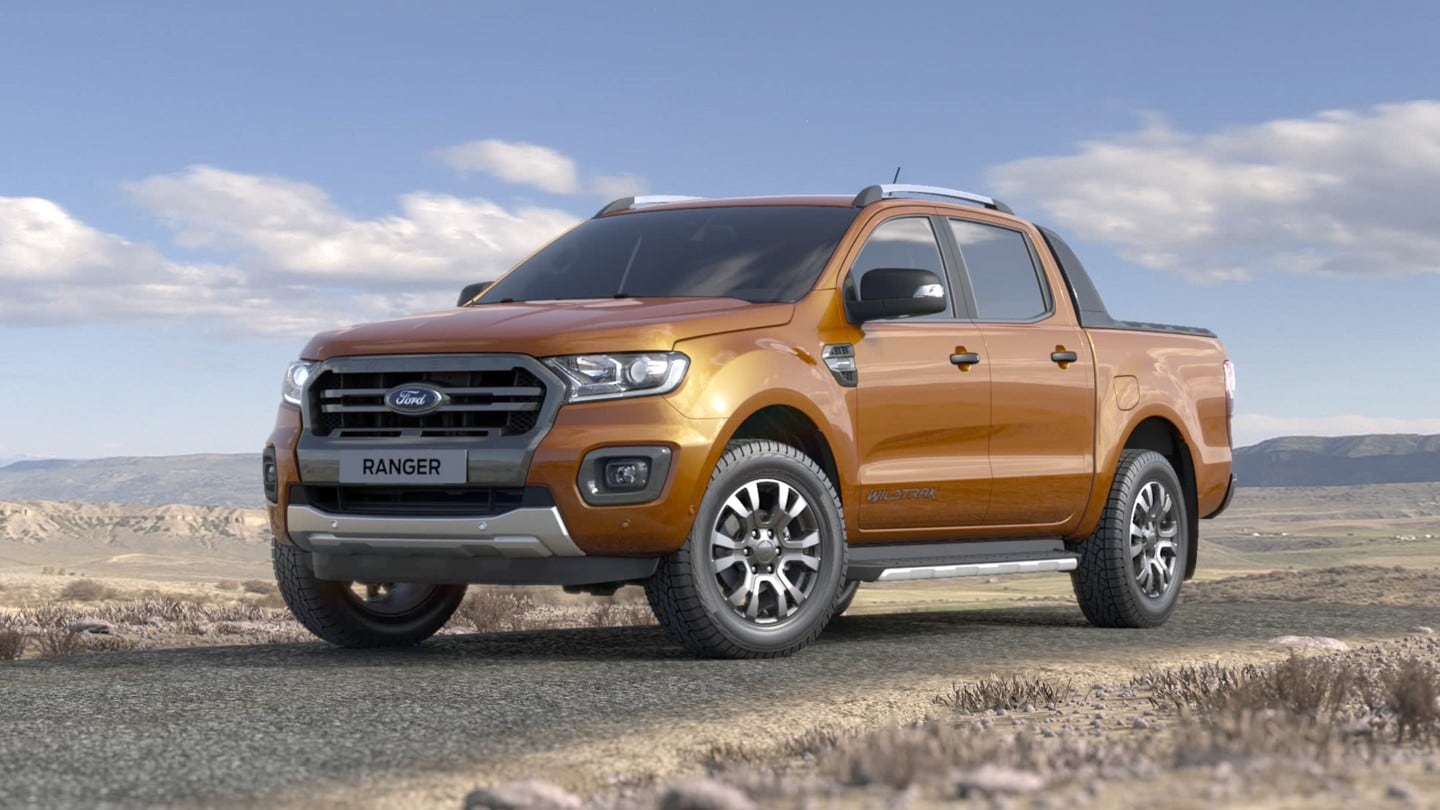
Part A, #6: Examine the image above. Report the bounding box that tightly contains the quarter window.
[948,219,1049,321]
[848,217,950,319]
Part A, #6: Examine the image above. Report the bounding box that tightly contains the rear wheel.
[1071,449,1188,628]
[273,541,466,647]
[646,440,847,658]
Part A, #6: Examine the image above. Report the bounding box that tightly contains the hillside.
[0,454,259,507]
[1234,434,1440,487]
[0,500,269,550]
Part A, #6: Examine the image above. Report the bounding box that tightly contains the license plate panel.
[338,449,468,485]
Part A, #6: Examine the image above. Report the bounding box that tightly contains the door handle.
[1051,350,1078,364]
[950,352,981,367]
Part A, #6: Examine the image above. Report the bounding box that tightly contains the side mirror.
[845,268,947,322]
[457,281,492,307]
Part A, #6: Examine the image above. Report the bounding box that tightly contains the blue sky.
[3,1,1440,459]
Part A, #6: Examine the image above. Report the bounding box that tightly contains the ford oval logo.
[384,384,447,415]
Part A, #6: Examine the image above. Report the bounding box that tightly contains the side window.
[847,216,950,319]
[948,219,1050,321]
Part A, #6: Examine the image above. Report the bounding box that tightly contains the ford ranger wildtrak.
[262,183,1236,658]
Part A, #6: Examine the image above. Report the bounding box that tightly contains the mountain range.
[2,434,1440,507]
[1232,434,1440,487]
[0,454,259,507]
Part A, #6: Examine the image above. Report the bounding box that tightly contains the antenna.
[892,166,902,183]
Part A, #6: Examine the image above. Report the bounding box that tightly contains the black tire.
[272,541,466,648]
[646,440,848,658]
[833,581,861,616]
[1071,449,1189,628]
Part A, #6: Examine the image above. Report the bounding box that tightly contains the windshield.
[482,205,860,304]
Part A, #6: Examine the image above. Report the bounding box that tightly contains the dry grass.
[214,580,240,592]
[934,674,1073,714]
[455,588,654,633]
[669,640,1440,808]
[1141,651,1440,749]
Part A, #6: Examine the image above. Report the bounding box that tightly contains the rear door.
[850,213,993,530]
[942,217,1096,530]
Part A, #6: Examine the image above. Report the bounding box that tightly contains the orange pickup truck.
[263,183,1235,658]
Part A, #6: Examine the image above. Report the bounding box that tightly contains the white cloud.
[0,166,583,337]
[438,139,581,194]
[438,138,646,198]
[1234,413,1440,447]
[988,101,1440,282]
[128,166,578,284]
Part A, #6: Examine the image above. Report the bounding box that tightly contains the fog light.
[604,459,649,491]
[262,449,279,504]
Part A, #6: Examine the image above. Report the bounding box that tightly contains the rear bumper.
[1202,474,1237,519]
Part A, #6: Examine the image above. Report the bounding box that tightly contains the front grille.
[309,367,546,438]
[301,485,527,517]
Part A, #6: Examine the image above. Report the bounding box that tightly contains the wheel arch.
[725,404,844,505]
[1121,415,1200,580]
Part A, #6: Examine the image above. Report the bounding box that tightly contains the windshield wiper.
[615,234,643,297]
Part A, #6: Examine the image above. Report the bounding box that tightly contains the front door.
[850,215,992,530]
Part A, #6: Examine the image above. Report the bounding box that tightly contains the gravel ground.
[1,588,1435,809]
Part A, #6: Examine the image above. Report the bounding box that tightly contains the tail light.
[1223,360,1236,447]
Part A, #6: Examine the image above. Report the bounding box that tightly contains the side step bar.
[876,557,1076,582]
[847,538,1079,583]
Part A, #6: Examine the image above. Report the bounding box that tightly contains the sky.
[3,1,1440,460]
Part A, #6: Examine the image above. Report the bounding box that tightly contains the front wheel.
[646,440,848,658]
[1071,449,1189,628]
[273,542,466,647]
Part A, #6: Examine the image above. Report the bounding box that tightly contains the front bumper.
[267,388,723,560]
[286,503,584,558]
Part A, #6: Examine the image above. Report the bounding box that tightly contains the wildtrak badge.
[866,487,938,503]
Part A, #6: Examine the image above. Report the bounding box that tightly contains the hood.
[302,297,794,360]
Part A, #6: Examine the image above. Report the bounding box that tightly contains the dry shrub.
[241,579,277,595]
[36,629,83,658]
[457,589,537,633]
[215,580,240,592]
[1142,655,1359,716]
[935,675,1072,713]
[1386,658,1440,743]
[60,579,113,602]
[585,601,653,628]
[0,629,25,661]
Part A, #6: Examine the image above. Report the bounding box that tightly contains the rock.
[1269,635,1349,651]
[464,780,581,810]
[1386,782,1415,802]
[955,765,1044,798]
[1411,626,1434,635]
[1132,717,1151,730]
[68,620,115,635]
[658,778,756,810]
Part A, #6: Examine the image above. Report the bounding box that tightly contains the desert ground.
[1,483,1437,808]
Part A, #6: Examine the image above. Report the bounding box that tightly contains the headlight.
[281,360,318,406]
[542,352,689,403]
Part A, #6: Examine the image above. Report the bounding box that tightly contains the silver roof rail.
[852,183,1013,215]
[594,195,704,218]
